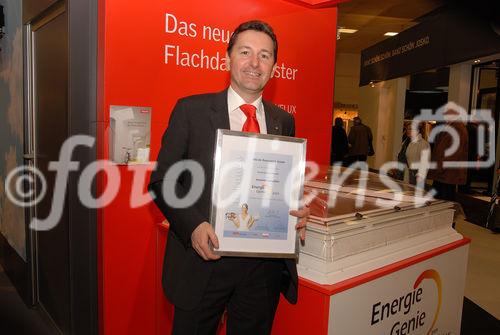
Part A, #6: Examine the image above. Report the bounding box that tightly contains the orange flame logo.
[414,269,442,335]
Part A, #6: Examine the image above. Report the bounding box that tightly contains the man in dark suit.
[148,20,308,335]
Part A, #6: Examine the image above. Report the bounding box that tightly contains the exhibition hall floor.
[456,217,500,319]
[0,218,498,334]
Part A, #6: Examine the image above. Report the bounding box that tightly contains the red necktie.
[240,104,260,133]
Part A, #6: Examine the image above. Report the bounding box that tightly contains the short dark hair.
[335,117,343,127]
[227,20,278,63]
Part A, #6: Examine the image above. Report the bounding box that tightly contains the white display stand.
[271,169,470,335]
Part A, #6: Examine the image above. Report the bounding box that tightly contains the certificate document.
[210,130,306,258]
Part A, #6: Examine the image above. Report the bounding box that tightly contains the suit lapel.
[263,100,282,135]
[209,90,230,131]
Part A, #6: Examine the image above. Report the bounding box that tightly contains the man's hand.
[191,222,221,261]
[290,206,310,241]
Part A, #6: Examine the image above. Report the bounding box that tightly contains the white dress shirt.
[227,86,267,134]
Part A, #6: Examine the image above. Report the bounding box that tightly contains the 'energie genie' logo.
[370,269,442,335]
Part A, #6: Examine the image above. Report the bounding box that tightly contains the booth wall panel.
[273,285,331,334]
[98,1,338,334]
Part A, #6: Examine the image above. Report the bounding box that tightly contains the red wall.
[97,0,338,334]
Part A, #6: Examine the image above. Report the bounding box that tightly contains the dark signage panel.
[360,7,500,86]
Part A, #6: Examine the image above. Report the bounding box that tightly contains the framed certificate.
[210,130,307,258]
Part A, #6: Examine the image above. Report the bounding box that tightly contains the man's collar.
[227,86,263,114]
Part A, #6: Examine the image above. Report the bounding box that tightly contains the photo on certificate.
[210,130,306,258]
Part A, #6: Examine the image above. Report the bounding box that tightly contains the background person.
[346,116,373,164]
[405,124,431,186]
[330,117,348,165]
[392,127,411,181]
[459,122,479,194]
[428,110,468,202]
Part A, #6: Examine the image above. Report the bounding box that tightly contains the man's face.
[227,30,277,100]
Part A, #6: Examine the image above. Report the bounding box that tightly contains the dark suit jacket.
[347,123,373,156]
[148,89,297,310]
